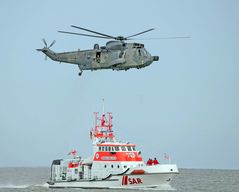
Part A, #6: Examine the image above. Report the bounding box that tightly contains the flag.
[90,131,93,140]
[101,114,105,126]
[68,149,77,156]
[164,153,170,160]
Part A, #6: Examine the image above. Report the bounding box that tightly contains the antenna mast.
[102,98,105,114]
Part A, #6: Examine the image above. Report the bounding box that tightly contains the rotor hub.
[115,36,126,41]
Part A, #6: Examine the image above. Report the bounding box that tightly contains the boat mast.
[91,100,115,153]
[102,98,105,115]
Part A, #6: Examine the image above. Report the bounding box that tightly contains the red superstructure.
[91,111,142,162]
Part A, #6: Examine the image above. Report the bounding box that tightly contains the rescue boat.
[47,109,179,189]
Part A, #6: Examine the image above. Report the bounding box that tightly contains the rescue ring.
[129,152,135,158]
[95,153,99,159]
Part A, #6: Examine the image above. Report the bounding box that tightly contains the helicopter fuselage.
[39,41,159,75]
[37,26,160,75]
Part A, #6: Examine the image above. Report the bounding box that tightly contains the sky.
[0,0,238,169]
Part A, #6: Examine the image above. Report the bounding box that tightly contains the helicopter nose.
[153,56,159,61]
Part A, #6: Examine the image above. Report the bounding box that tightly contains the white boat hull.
[47,164,178,189]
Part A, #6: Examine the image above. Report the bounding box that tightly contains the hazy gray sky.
[0,0,238,169]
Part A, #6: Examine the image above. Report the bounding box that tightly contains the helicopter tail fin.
[36,39,57,60]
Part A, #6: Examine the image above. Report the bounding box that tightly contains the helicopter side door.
[96,51,101,63]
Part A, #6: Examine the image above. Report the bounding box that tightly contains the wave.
[0,184,30,189]
[34,183,49,188]
[0,183,49,189]
[137,184,176,191]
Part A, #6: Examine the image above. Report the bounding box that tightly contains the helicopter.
[37,25,160,76]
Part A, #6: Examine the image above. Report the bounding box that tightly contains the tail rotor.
[49,40,56,48]
[37,39,56,60]
[42,38,56,48]
[42,38,47,47]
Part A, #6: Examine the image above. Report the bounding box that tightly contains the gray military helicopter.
[37,25,158,76]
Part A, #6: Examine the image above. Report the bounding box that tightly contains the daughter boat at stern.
[47,110,178,189]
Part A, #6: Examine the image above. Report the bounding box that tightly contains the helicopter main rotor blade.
[58,31,112,39]
[71,25,116,39]
[126,28,155,39]
[133,36,191,40]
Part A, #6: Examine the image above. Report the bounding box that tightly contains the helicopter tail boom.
[36,47,58,61]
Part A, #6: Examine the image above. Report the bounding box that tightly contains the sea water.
[0,167,238,192]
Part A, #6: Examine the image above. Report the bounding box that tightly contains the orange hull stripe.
[93,151,142,162]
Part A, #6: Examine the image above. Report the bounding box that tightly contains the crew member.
[146,158,153,166]
[153,157,159,165]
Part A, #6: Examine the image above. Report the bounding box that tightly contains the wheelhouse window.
[121,146,126,151]
[99,146,102,151]
[127,146,132,151]
[132,146,136,151]
[115,146,120,151]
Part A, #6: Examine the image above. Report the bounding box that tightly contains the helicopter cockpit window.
[142,49,149,56]
[138,49,141,56]
[138,48,148,57]
[133,43,144,48]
